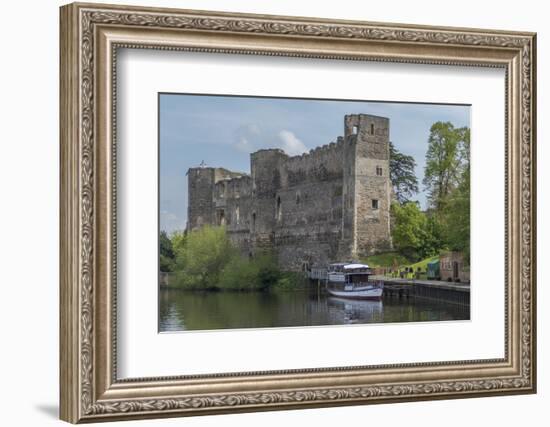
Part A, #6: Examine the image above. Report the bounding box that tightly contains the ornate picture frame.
[60,2,536,423]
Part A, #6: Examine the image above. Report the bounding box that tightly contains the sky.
[160,94,470,234]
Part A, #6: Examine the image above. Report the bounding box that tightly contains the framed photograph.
[60,2,536,423]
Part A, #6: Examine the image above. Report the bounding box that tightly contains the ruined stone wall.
[213,175,254,255]
[186,113,393,271]
[187,167,247,231]
[270,141,347,270]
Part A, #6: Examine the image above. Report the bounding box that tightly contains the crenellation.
[186,113,392,271]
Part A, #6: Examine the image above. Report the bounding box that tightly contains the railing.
[308,268,327,280]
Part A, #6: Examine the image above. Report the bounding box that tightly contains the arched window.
[276,197,282,221]
[295,192,301,205]
[235,206,240,224]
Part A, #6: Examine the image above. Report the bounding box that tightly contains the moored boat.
[326,262,383,300]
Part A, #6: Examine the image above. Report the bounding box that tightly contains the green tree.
[174,225,235,289]
[420,213,444,259]
[170,231,187,256]
[389,141,419,204]
[391,202,427,259]
[423,123,471,265]
[423,122,469,211]
[442,158,470,264]
[391,202,442,260]
[159,230,175,272]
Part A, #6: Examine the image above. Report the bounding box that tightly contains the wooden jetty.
[372,275,470,307]
[307,268,470,307]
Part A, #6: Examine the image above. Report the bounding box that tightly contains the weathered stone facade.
[186,114,392,271]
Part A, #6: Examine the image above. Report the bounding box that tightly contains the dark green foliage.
[273,272,308,290]
[389,141,419,204]
[160,230,174,258]
[159,254,174,272]
[159,230,175,272]
[170,226,283,290]
[218,252,279,291]
[441,165,470,264]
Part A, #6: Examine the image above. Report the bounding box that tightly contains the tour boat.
[326,262,384,300]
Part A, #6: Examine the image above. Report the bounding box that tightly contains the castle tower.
[187,166,246,231]
[186,167,216,231]
[342,114,392,258]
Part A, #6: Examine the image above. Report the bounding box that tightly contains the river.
[159,288,469,332]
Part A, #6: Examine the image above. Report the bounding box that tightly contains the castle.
[186,114,392,271]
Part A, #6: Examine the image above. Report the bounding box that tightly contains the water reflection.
[159,289,469,332]
[326,297,383,324]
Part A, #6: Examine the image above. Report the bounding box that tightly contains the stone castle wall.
[186,114,392,271]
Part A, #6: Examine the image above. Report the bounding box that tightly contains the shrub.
[171,226,282,291]
[274,272,307,291]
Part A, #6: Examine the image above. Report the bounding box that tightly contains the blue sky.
[160,94,470,234]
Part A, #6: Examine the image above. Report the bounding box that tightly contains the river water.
[159,288,469,332]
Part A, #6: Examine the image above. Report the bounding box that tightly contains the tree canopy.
[390,202,441,260]
[423,121,470,211]
[389,141,419,204]
[159,230,175,272]
[389,121,470,265]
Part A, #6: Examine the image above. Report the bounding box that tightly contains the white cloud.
[234,123,262,152]
[232,125,308,156]
[235,136,253,153]
[277,130,307,156]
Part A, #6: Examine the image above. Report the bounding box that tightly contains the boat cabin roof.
[328,262,371,273]
[343,263,369,270]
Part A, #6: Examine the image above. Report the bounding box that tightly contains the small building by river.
[440,251,470,283]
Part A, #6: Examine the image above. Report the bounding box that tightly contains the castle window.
[376,166,383,176]
[276,196,282,221]
[252,212,256,232]
[295,192,301,205]
[372,199,379,210]
[352,125,358,135]
[235,206,240,224]
[371,123,375,134]
[218,209,226,225]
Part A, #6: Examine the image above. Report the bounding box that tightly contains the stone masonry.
[186,114,392,271]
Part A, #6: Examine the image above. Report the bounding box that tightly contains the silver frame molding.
[60,2,536,423]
